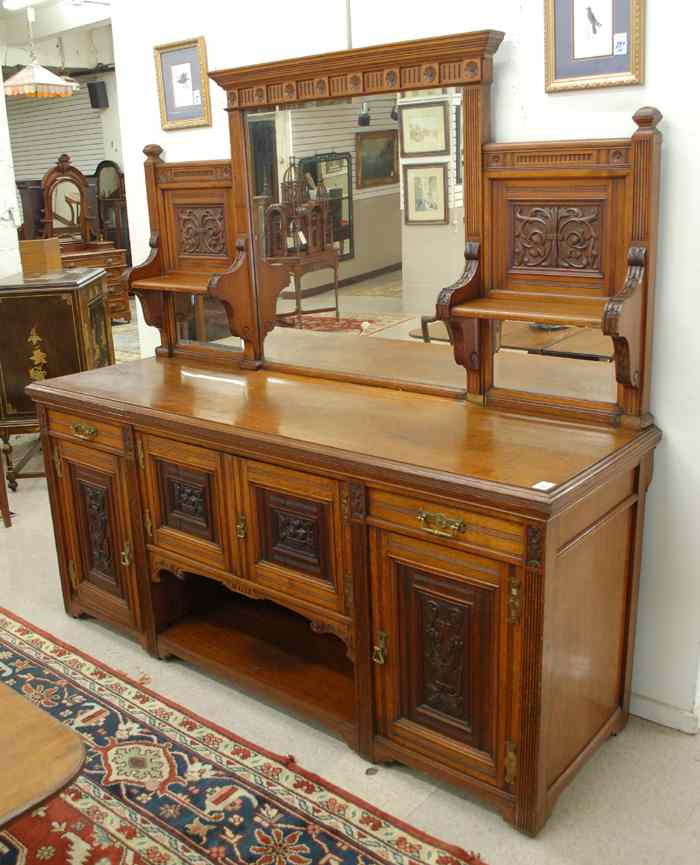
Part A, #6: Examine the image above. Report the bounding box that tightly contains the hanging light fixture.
[3,6,80,99]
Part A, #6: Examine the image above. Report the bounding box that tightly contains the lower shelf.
[157,588,356,744]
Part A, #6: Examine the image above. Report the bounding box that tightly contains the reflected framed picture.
[545,0,644,92]
[403,163,448,225]
[399,101,449,157]
[356,130,398,189]
[154,36,212,130]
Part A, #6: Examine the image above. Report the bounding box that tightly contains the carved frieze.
[176,206,227,257]
[512,205,601,271]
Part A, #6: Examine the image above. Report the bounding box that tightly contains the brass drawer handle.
[417,508,466,539]
[70,422,97,441]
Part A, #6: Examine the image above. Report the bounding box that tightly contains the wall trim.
[630,692,700,734]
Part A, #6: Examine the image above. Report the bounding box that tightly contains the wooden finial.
[633,106,662,130]
[143,144,164,163]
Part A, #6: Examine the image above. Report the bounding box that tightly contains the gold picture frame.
[154,36,212,130]
[545,0,644,92]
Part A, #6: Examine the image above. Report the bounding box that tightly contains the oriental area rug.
[0,609,485,865]
[276,314,414,335]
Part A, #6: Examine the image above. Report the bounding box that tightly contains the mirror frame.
[41,153,91,243]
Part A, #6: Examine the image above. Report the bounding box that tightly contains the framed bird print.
[154,37,212,130]
[545,0,644,92]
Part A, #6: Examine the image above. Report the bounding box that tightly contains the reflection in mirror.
[51,179,82,234]
[493,321,617,402]
[98,166,120,198]
[173,294,242,351]
[246,88,467,391]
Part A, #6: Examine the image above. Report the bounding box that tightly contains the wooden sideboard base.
[27,357,660,836]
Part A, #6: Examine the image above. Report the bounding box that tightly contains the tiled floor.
[1,439,699,865]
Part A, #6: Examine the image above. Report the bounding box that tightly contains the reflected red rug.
[277,314,414,335]
[0,609,485,865]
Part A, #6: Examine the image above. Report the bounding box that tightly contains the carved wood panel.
[157,460,217,542]
[512,204,601,271]
[397,563,496,751]
[256,489,331,581]
[71,464,122,598]
[175,205,228,258]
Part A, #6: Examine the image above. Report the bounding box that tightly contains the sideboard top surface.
[28,357,658,505]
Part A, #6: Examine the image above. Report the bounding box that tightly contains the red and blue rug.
[0,609,485,865]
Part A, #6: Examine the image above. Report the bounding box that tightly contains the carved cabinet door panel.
[240,460,350,622]
[56,439,139,630]
[371,531,513,787]
[139,434,234,572]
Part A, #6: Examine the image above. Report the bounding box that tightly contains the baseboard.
[630,692,700,734]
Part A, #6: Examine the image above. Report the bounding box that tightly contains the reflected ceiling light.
[3,6,81,99]
[358,101,370,126]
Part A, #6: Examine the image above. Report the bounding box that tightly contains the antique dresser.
[2,267,114,491]
[41,155,131,322]
[28,31,662,835]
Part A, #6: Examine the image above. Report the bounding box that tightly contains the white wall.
[110,0,347,354]
[111,0,700,731]
[0,68,21,278]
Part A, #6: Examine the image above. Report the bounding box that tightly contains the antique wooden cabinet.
[28,30,663,836]
[1,267,114,490]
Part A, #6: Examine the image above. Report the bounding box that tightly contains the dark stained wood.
[0,268,114,490]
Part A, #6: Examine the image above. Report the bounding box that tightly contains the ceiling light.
[358,101,370,127]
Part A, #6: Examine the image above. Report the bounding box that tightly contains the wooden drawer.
[47,410,124,453]
[368,489,523,559]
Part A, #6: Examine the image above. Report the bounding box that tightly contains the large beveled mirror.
[245,88,468,392]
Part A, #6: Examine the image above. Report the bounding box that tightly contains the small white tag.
[613,33,628,55]
[193,89,201,105]
[532,481,556,491]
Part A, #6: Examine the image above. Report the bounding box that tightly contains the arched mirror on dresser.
[41,154,131,321]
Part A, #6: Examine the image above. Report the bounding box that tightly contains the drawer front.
[140,433,234,571]
[241,460,349,619]
[368,489,523,559]
[48,410,124,453]
[64,252,126,270]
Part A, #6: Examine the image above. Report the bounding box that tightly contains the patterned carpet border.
[0,607,486,865]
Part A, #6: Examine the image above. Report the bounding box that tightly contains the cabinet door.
[372,531,511,785]
[240,460,348,618]
[57,439,139,630]
[139,434,235,572]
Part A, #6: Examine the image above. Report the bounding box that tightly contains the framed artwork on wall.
[403,163,448,225]
[355,130,398,189]
[545,0,644,92]
[154,36,212,130]
[399,101,449,157]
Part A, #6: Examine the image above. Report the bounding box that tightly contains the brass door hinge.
[144,507,153,539]
[52,448,63,479]
[136,438,145,470]
[507,577,522,625]
[236,514,247,540]
[505,740,518,786]
[120,540,132,568]
[68,559,79,591]
[372,631,388,665]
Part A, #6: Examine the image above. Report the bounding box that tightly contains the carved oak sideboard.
[29,30,663,836]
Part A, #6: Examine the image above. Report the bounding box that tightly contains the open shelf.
[156,581,356,743]
[132,271,211,295]
[451,295,607,328]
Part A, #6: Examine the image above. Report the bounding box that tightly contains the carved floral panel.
[421,594,468,723]
[80,481,114,580]
[512,204,601,271]
[175,205,227,257]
